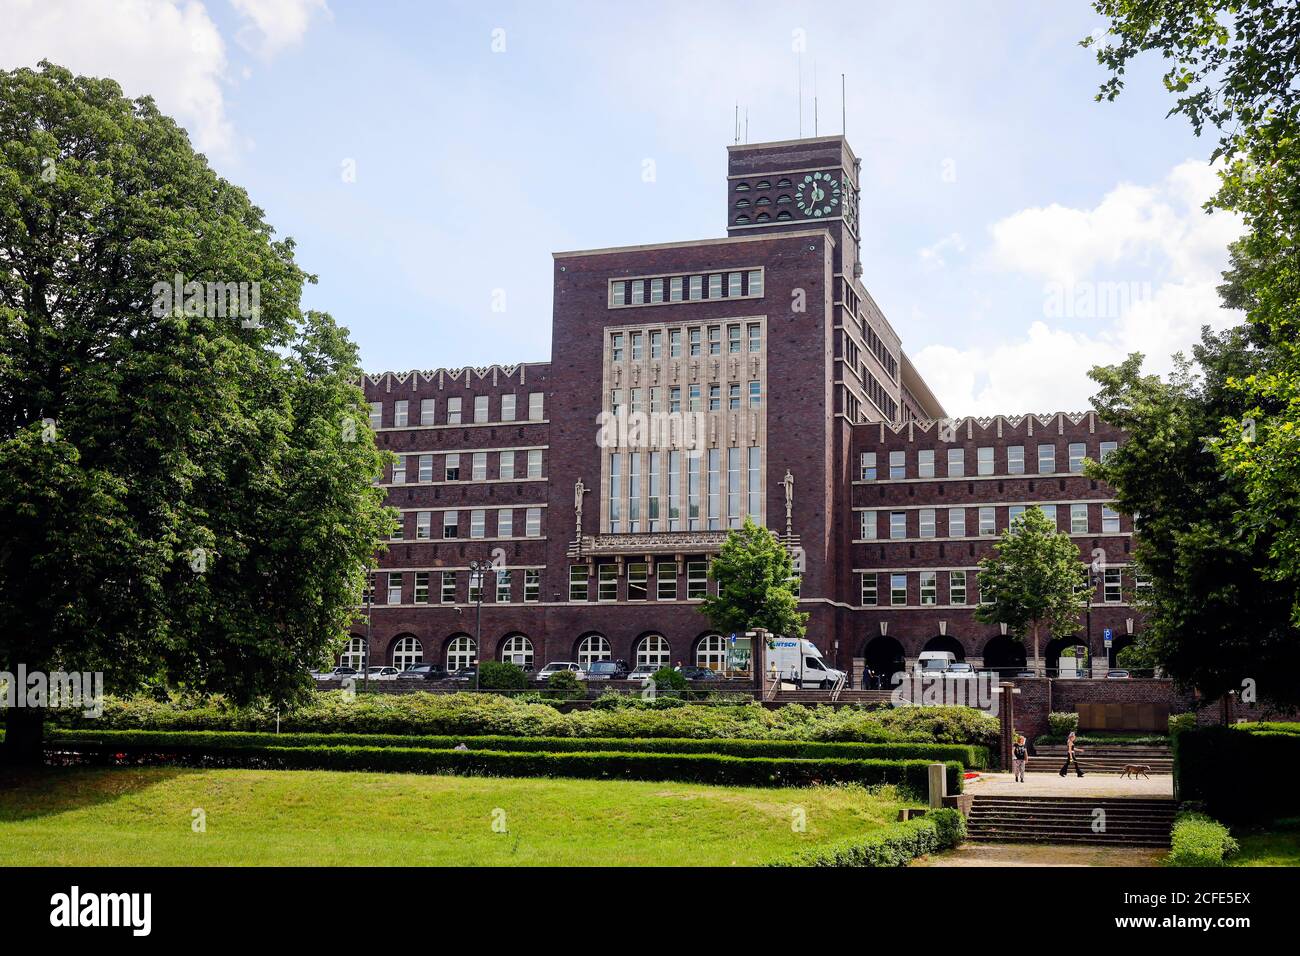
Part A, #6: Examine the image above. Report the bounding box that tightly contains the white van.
[916,651,957,674]
[765,638,847,689]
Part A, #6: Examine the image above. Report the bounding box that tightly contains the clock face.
[795,171,841,217]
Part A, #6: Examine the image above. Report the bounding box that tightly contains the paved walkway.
[915,843,1168,867]
[965,771,1173,799]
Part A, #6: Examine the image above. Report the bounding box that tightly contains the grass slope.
[0,767,905,866]
[1231,819,1300,867]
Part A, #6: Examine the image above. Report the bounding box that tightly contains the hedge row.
[46,729,988,769]
[1168,812,1238,867]
[1173,724,1300,824]
[56,740,963,793]
[57,692,1001,747]
[769,808,966,866]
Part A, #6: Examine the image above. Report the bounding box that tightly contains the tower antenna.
[814,60,819,136]
[797,56,803,137]
[744,108,749,144]
[841,73,846,136]
[734,102,739,145]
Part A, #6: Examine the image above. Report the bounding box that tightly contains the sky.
[0,0,1245,416]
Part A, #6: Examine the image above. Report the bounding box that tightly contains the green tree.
[700,517,807,638]
[973,508,1090,666]
[0,62,393,763]
[1088,344,1300,703]
[1086,1,1300,701]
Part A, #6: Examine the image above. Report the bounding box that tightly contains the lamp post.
[468,559,491,693]
[1084,566,1102,675]
[363,565,373,689]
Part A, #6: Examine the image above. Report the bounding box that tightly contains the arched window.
[735,198,751,208]
[500,634,534,669]
[776,210,793,221]
[696,634,727,672]
[577,634,611,667]
[776,177,792,187]
[755,196,771,206]
[635,634,671,669]
[755,180,771,189]
[446,635,477,670]
[735,182,750,191]
[392,636,423,670]
[341,636,367,669]
[776,194,792,204]
[735,215,751,224]
[755,212,771,222]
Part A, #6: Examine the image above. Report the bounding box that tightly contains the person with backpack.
[1013,735,1028,783]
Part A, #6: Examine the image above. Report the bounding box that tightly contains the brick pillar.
[998,685,1016,770]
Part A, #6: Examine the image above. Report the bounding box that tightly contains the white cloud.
[0,0,235,156]
[915,160,1244,416]
[229,0,329,59]
[918,232,966,270]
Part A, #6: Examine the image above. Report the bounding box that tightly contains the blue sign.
[1103,627,1113,647]
[728,633,736,644]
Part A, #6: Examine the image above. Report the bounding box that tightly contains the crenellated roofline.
[860,411,1107,442]
[361,362,550,391]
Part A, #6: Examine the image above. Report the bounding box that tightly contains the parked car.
[943,662,977,678]
[586,660,629,680]
[1013,670,1037,679]
[359,666,400,681]
[450,667,478,682]
[398,663,450,681]
[537,661,586,680]
[1106,669,1132,679]
[327,666,358,679]
[627,662,661,681]
[916,650,957,674]
[676,665,722,681]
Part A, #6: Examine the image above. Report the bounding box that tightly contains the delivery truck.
[765,637,847,689]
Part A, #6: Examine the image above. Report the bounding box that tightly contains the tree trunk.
[2,706,46,767]
[1031,622,1041,673]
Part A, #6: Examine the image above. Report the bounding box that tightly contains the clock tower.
[725,135,862,281]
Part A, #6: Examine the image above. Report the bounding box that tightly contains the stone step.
[968,832,1171,846]
[968,795,1174,846]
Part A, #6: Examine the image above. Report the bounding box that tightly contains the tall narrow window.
[860,510,876,540]
[414,573,429,605]
[569,566,588,602]
[708,326,721,355]
[890,511,907,539]
[977,446,994,476]
[473,395,489,423]
[979,506,996,535]
[1007,445,1025,474]
[1104,567,1122,603]
[527,449,542,479]
[891,573,908,606]
[920,571,937,605]
[443,510,458,538]
[447,397,462,424]
[860,573,878,606]
[524,569,540,602]
[1069,442,1087,473]
[860,452,877,480]
[394,400,409,427]
[470,509,485,539]
[368,402,383,429]
[668,450,682,531]
[528,392,543,420]
[628,452,641,532]
[598,564,617,601]
[687,453,701,530]
[647,451,661,532]
[497,508,513,538]
[628,563,648,600]
[525,507,541,536]
[472,452,486,481]
[919,508,936,538]
[1037,443,1055,473]
[441,571,457,604]
[499,451,514,480]
[1071,503,1088,533]
[500,394,516,421]
[608,453,621,532]
[657,562,676,600]
[950,570,967,605]
[747,270,763,297]
[420,398,436,424]
[392,456,406,484]
[889,450,905,479]
[949,507,966,538]
[495,570,511,603]
[418,454,433,482]
[726,447,741,527]
[415,511,431,539]
[1102,505,1121,533]
[687,561,708,599]
[707,448,720,530]
[948,447,964,477]
[918,449,935,478]
[747,447,761,519]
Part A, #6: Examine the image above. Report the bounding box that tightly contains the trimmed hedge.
[1168,812,1238,867]
[58,693,1000,748]
[45,728,988,769]
[770,808,966,866]
[54,739,963,793]
[1174,724,1300,824]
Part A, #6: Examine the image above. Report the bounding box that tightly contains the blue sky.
[1,0,1243,414]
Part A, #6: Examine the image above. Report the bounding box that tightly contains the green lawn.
[0,767,906,866]
[1231,819,1300,867]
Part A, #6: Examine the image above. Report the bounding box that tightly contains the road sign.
[1103,627,1113,648]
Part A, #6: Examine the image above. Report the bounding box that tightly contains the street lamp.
[1084,566,1103,674]
[467,558,492,693]
[363,565,374,689]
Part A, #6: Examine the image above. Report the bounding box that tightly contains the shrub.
[1167,713,1196,736]
[545,670,585,700]
[53,737,961,793]
[1175,724,1300,823]
[1047,712,1079,737]
[477,662,527,691]
[65,693,998,747]
[651,667,688,694]
[771,807,966,866]
[1168,812,1238,867]
[45,728,987,769]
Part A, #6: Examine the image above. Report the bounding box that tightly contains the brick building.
[354,135,1140,681]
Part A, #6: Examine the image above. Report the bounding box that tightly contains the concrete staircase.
[968,796,1175,846]
[1028,743,1172,774]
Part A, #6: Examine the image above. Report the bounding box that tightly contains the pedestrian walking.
[1058,730,1085,777]
[1013,735,1028,783]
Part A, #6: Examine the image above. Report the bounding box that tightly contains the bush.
[771,808,966,866]
[1167,713,1196,736]
[1174,724,1300,824]
[1047,712,1079,737]
[1168,812,1238,867]
[65,693,998,747]
[477,661,527,691]
[651,667,688,693]
[53,737,962,793]
[45,728,987,769]
[545,670,585,700]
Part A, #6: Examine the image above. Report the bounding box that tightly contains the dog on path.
[1119,764,1151,779]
